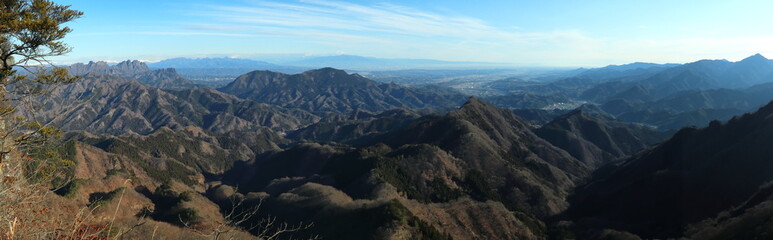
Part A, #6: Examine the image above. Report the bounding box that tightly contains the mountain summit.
[740,53,769,62]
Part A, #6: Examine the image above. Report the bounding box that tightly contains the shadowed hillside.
[569,100,773,238]
[535,107,669,168]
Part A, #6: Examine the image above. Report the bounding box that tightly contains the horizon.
[52,0,773,67]
[58,53,770,71]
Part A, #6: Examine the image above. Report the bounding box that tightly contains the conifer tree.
[0,0,81,237]
[0,0,81,178]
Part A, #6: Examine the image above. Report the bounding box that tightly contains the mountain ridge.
[66,60,202,90]
[569,99,773,238]
[381,97,590,217]
[36,73,319,135]
[218,68,468,114]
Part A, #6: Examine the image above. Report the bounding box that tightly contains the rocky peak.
[86,61,110,67]
[114,60,151,73]
[67,59,151,76]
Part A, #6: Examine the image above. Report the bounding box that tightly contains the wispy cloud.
[71,31,258,37]
[47,0,773,68]
[200,0,496,37]
[183,0,592,63]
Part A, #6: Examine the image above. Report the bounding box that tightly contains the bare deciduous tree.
[181,188,320,240]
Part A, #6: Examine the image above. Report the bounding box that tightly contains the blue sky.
[53,0,773,67]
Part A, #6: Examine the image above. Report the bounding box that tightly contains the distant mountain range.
[480,54,773,130]
[68,60,151,76]
[584,54,773,101]
[573,62,681,81]
[66,60,202,90]
[148,57,281,69]
[286,54,509,70]
[131,55,511,86]
[138,55,510,79]
[147,57,309,77]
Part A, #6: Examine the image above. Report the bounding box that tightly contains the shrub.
[54,178,87,198]
[179,191,194,202]
[88,187,126,208]
[172,207,201,226]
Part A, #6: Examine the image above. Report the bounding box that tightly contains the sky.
[51,0,773,67]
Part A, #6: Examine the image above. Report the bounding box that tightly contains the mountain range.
[20,53,773,239]
[581,54,773,102]
[146,55,507,71]
[218,68,467,114]
[147,57,309,78]
[136,56,510,85]
[36,72,319,135]
[67,60,151,76]
[478,54,773,131]
[148,57,282,69]
[286,54,508,70]
[216,97,594,239]
[66,60,202,90]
